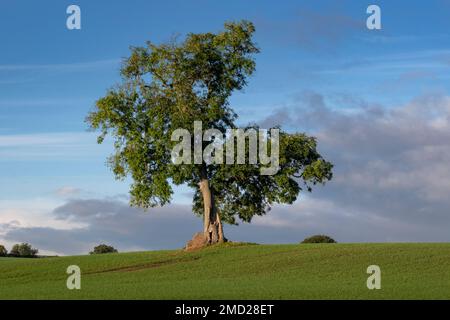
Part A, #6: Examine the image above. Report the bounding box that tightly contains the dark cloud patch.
[255,4,367,53]
[4,195,449,256]
[0,220,20,235]
[227,199,450,244]
[294,9,365,51]
[258,108,291,128]
[4,200,201,255]
[4,92,450,255]
[260,92,450,230]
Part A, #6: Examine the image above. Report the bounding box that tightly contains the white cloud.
[0,132,87,147]
[0,198,85,230]
[0,59,120,72]
[55,186,82,197]
[0,132,110,161]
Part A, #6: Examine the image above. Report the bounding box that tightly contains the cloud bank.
[1,93,450,255]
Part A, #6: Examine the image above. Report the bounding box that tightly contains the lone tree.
[87,21,333,245]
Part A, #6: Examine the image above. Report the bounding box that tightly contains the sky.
[1,0,450,255]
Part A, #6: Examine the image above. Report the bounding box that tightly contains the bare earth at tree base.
[185,232,208,251]
[185,232,229,251]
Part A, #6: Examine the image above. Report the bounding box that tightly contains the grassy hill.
[0,243,449,299]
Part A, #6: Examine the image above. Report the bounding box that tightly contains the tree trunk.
[199,168,224,244]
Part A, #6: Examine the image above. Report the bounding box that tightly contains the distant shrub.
[301,235,337,244]
[9,243,39,257]
[0,245,7,257]
[90,244,118,254]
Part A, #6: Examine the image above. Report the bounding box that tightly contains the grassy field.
[0,243,449,299]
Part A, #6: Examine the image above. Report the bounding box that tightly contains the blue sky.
[1,1,450,255]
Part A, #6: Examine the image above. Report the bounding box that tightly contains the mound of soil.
[185,232,208,251]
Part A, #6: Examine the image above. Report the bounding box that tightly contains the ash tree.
[87,21,333,245]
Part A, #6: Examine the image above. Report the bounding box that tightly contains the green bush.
[301,235,337,244]
[0,245,7,257]
[90,244,118,254]
[9,243,38,257]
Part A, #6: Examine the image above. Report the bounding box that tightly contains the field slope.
[0,243,449,299]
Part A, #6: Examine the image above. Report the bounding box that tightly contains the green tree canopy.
[87,20,333,244]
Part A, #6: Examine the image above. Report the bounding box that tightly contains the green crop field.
[0,243,449,299]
